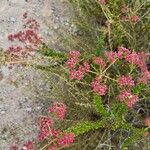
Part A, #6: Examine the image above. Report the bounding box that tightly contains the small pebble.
[1,110,6,115]
[26,107,32,112]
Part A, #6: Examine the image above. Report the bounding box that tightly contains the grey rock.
[26,107,32,112]
[9,17,16,22]
[1,110,6,115]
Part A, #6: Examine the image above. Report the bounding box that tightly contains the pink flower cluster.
[6,12,42,58]
[65,50,81,69]
[37,116,53,141]
[10,145,18,150]
[122,15,140,23]
[10,102,75,150]
[125,52,140,64]
[138,71,150,84]
[118,75,134,87]
[21,141,35,150]
[69,50,81,58]
[70,61,90,80]
[48,133,75,150]
[105,47,131,62]
[131,15,140,23]
[105,47,149,84]
[65,50,80,69]
[10,140,35,150]
[57,133,75,147]
[65,58,78,69]
[117,46,130,58]
[117,90,138,108]
[38,102,67,141]
[105,51,118,62]
[121,5,140,23]
[70,69,84,80]
[117,90,131,102]
[127,95,138,108]
[38,102,74,150]
[48,102,67,120]
[91,78,108,96]
[66,50,90,80]
[93,57,106,68]
[125,51,148,71]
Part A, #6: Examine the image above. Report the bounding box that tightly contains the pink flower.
[51,129,61,138]
[127,95,138,108]
[125,51,148,71]
[105,51,117,62]
[91,78,108,96]
[38,126,51,141]
[138,70,150,84]
[21,140,35,150]
[144,117,150,127]
[137,52,148,71]
[125,52,140,65]
[6,46,23,57]
[117,91,138,108]
[82,61,90,73]
[70,61,90,80]
[10,145,19,150]
[37,116,53,128]
[37,116,53,141]
[70,69,84,80]
[69,50,81,58]
[117,47,130,58]
[6,13,43,58]
[57,133,75,147]
[8,34,14,41]
[93,57,106,67]
[117,91,131,102]
[78,61,90,73]
[65,58,78,69]
[48,102,67,120]
[118,75,134,87]
[131,15,140,23]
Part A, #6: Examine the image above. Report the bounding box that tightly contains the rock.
[1,110,6,115]
[9,17,16,23]
[26,107,32,112]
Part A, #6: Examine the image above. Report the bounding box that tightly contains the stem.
[103,75,117,82]
[102,59,117,75]
[40,139,57,150]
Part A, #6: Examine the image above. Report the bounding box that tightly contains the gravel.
[0,0,74,149]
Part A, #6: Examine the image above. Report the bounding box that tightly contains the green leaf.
[40,43,66,59]
[66,121,103,136]
[132,83,146,94]
[112,103,127,117]
[93,95,109,117]
[95,32,105,56]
